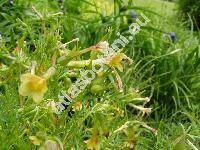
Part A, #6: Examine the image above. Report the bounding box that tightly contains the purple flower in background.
[129,11,137,19]
[169,32,175,42]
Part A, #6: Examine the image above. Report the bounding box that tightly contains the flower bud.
[91,85,105,94]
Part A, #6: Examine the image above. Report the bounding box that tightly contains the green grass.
[0,0,200,149]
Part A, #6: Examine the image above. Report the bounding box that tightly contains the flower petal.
[20,73,32,83]
[32,93,44,103]
[40,81,48,93]
[19,83,31,96]
[29,136,42,146]
[43,67,56,80]
[116,64,123,72]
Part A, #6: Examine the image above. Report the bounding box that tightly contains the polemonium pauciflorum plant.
[18,40,156,149]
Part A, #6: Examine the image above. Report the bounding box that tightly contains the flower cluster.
[55,41,134,114]
[17,13,153,149]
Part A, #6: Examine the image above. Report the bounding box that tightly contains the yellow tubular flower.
[19,67,55,103]
[93,41,109,53]
[84,129,100,150]
[29,136,42,146]
[106,53,124,72]
[72,101,82,111]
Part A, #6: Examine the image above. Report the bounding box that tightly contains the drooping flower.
[84,129,100,150]
[93,41,109,53]
[72,101,82,111]
[29,136,42,146]
[19,67,55,103]
[105,53,124,72]
[124,139,135,149]
[105,53,133,72]
[90,41,111,59]
[115,107,124,117]
[112,68,124,93]
[47,100,57,112]
[19,73,47,103]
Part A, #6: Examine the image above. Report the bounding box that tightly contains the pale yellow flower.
[93,41,109,53]
[84,130,100,150]
[19,67,55,103]
[47,100,57,112]
[105,53,124,72]
[124,139,135,149]
[115,107,124,117]
[72,101,82,111]
[29,136,42,146]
